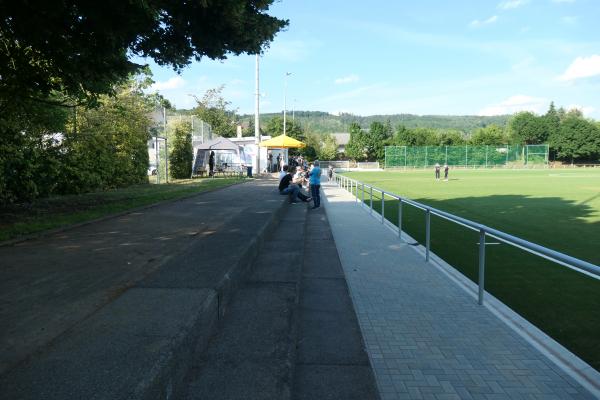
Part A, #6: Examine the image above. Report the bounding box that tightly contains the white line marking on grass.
[548,174,599,178]
[476,242,501,245]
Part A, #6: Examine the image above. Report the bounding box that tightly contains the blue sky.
[140,0,600,119]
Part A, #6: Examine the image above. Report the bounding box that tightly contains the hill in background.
[239,111,511,134]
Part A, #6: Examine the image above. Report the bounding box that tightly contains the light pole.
[283,72,291,136]
[163,106,168,183]
[255,54,261,175]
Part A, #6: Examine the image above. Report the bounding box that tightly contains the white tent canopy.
[191,136,245,176]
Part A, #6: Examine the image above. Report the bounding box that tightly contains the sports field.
[342,168,600,371]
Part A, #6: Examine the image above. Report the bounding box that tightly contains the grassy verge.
[0,177,245,242]
[343,169,600,371]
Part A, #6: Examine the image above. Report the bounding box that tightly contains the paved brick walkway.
[322,181,596,400]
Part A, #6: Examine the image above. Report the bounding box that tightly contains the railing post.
[425,209,431,262]
[355,181,358,203]
[381,191,385,224]
[362,183,365,204]
[478,228,486,305]
[369,186,373,214]
[398,198,402,239]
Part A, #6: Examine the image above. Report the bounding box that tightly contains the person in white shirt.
[279,165,288,182]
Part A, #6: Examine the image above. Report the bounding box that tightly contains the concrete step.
[0,179,289,400]
[181,203,308,400]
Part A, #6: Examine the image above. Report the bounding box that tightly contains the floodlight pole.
[255,54,261,174]
[283,72,291,136]
[163,106,168,183]
[155,133,160,184]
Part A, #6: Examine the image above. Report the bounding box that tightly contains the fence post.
[370,186,373,214]
[398,198,402,239]
[355,181,358,203]
[381,192,385,224]
[478,228,486,305]
[425,209,431,262]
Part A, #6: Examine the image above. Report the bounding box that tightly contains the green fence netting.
[385,145,548,168]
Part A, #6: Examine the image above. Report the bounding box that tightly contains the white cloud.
[552,0,575,3]
[149,76,185,91]
[498,0,529,10]
[479,95,548,115]
[566,104,595,116]
[558,55,600,81]
[334,74,359,85]
[469,16,498,28]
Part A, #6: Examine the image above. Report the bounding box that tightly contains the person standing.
[435,163,440,180]
[327,165,334,181]
[308,161,322,209]
[276,154,281,172]
[209,151,215,177]
[267,152,273,172]
[444,164,449,181]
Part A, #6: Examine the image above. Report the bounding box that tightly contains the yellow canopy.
[259,134,305,149]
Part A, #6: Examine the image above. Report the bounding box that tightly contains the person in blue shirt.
[308,161,322,209]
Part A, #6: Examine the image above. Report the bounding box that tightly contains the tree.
[263,116,304,140]
[551,115,600,163]
[0,75,156,204]
[508,112,548,144]
[301,132,320,161]
[193,86,237,138]
[469,125,507,145]
[437,130,466,145]
[0,1,287,105]
[318,134,338,161]
[545,102,560,140]
[169,122,193,179]
[345,123,367,161]
[394,126,438,146]
[364,121,392,161]
[59,80,153,193]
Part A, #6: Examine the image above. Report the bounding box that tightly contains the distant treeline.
[239,111,511,135]
[342,103,600,163]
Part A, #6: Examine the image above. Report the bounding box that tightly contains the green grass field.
[343,168,600,371]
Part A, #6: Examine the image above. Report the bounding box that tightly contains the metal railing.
[333,173,600,305]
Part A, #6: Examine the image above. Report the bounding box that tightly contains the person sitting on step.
[278,166,311,204]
